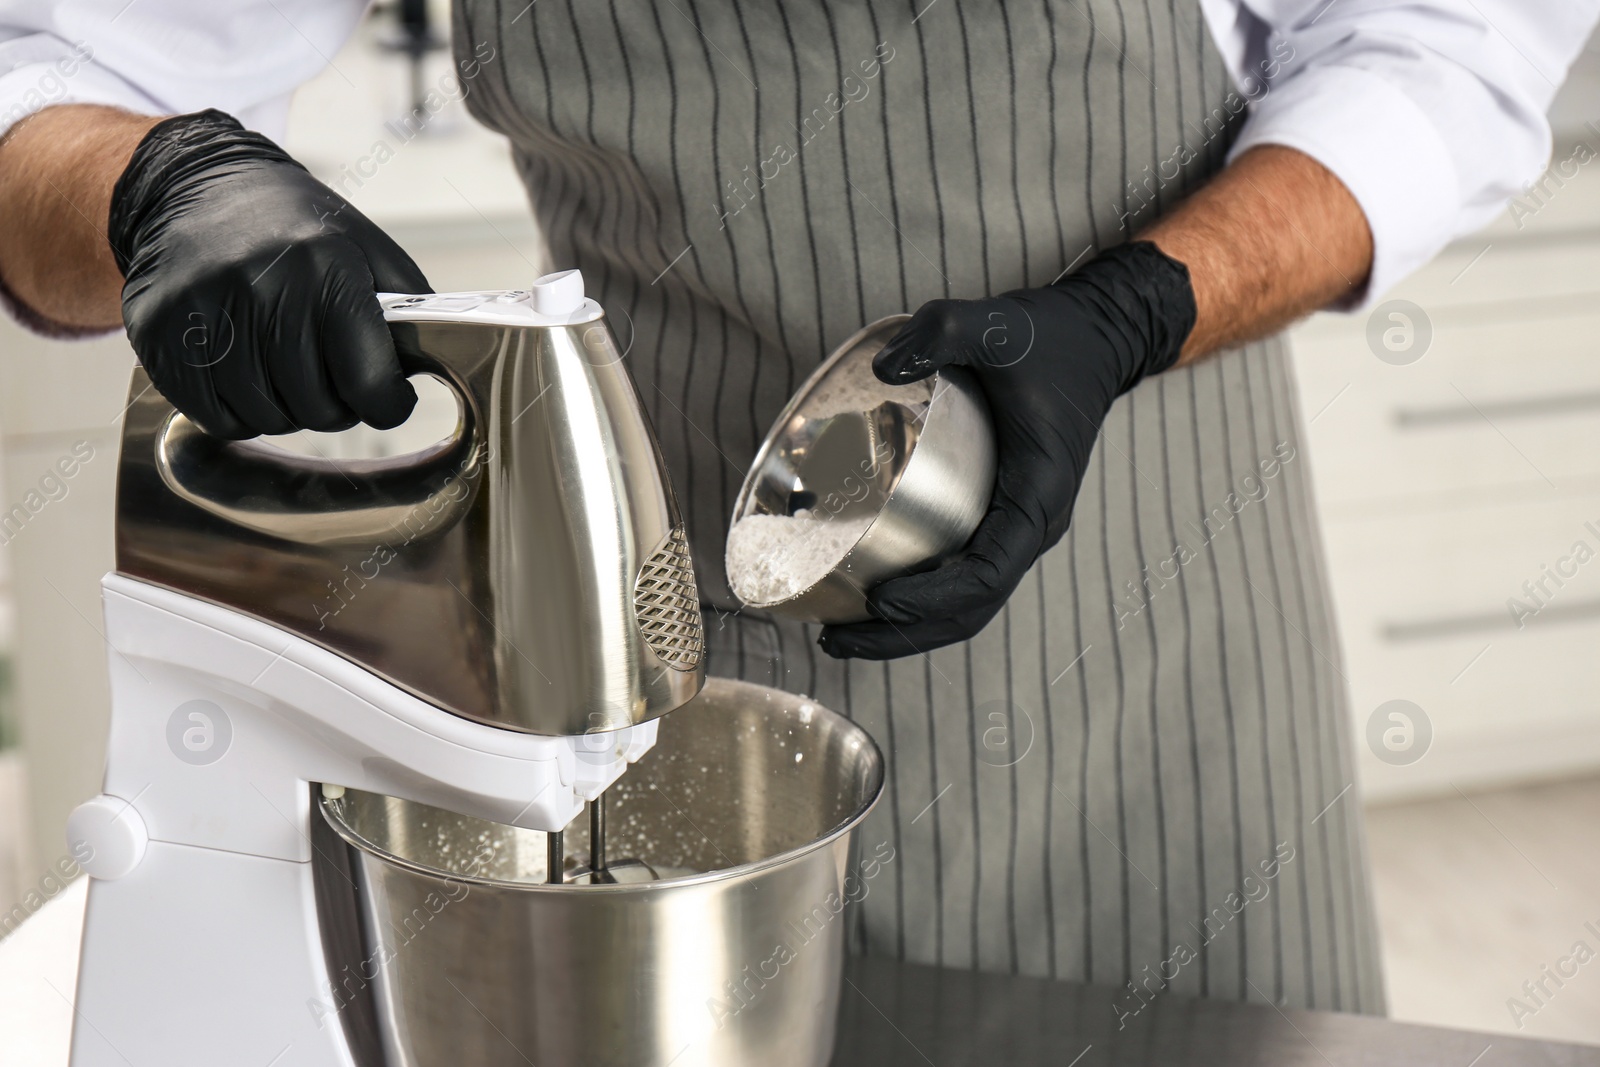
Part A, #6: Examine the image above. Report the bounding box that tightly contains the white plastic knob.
[529,269,585,317]
[67,794,149,880]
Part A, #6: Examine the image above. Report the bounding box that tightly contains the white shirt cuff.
[0,38,164,142]
[1228,62,1462,311]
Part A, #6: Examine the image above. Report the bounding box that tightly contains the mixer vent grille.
[634,526,704,671]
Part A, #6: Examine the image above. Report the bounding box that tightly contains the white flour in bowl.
[726,512,874,606]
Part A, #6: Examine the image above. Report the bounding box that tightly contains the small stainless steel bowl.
[727,314,997,624]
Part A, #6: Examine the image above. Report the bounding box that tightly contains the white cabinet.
[1290,176,1600,800]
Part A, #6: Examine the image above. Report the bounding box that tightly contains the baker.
[1,0,1593,1016]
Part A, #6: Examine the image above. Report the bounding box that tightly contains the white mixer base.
[68,574,658,1065]
[74,841,356,1067]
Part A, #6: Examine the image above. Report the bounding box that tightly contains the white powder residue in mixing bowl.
[726,512,874,606]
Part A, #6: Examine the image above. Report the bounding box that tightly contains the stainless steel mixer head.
[114,279,705,735]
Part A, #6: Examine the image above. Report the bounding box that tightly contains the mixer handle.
[148,274,600,550]
[152,329,484,548]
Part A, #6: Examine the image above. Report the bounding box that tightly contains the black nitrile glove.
[109,109,430,439]
[818,241,1196,660]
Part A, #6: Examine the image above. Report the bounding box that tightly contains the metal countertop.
[833,957,1599,1066]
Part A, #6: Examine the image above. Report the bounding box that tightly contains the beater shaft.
[546,829,564,884]
[589,791,609,882]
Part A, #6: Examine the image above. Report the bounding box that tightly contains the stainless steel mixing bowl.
[316,678,884,1067]
[727,314,997,624]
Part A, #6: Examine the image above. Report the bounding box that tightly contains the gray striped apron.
[453,0,1384,1013]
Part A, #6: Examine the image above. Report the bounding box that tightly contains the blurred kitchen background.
[2,1,1599,1045]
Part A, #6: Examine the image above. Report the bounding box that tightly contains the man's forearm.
[0,104,160,331]
[1141,144,1373,364]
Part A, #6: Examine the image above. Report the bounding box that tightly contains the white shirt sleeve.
[1199,0,1600,308]
[0,0,370,143]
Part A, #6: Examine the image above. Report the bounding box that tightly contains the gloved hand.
[818,240,1196,660]
[108,109,430,439]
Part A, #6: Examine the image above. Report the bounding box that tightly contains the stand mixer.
[64,270,706,1066]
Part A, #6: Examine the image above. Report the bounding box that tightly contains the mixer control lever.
[66,795,148,881]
